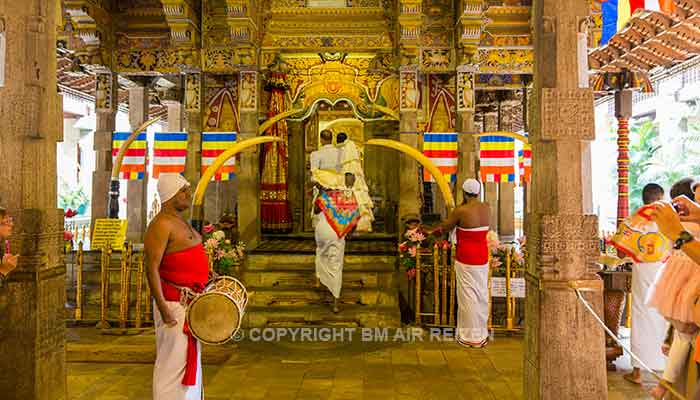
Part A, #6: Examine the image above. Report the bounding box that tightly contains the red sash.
[456,228,489,265]
[159,244,209,386]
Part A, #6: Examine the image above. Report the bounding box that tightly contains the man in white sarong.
[311,129,346,312]
[625,183,669,385]
[430,178,491,348]
[336,132,374,232]
[145,174,209,399]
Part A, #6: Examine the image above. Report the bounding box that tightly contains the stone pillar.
[0,2,67,399]
[165,101,183,131]
[525,1,607,399]
[237,70,260,246]
[91,72,117,224]
[483,111,499,229]
[498,183,515,239]
[184,72,202,185]
[456,65,478,205]
[126,83,150,242]
[398,66,421,223]
[498,100,516,239]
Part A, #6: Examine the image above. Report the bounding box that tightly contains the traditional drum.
[186,276,248,345]
[611,205,672,264]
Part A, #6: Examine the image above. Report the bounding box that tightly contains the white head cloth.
[157,173,190,203]
[462,178,481,196]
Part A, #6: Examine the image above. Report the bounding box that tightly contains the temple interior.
[2,0,700,399]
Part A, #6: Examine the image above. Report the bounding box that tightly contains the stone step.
[241,269,397,290]
[247,286,398,308]
[242,304,401,328]
[246,253,396,271]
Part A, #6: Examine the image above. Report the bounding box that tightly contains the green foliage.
[628,114,700,212]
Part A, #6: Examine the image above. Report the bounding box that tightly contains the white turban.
[462,178,481,195]
[157,173,190,203]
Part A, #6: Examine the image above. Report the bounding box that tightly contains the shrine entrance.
[283,99,401,235]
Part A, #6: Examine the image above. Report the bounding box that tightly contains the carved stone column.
[164,100,183,132]
[237,70,260,246]
[525,1,607,398]
[483,111,499,230]
[91,72,117,224]
[0,2,66,399]
[398,65,421,222]
[126,82,150,242]
[498,99,515,239]
[456,64,478,204]
[184,72,202,185]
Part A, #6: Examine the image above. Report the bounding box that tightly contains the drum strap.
[160,277,199,306]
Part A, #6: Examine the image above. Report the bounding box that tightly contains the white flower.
[224,239,231,245]
[212,230,225,241]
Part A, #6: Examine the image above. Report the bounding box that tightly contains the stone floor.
[66,327,657,400]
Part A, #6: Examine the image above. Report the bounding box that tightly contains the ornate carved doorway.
[301,109,365,232]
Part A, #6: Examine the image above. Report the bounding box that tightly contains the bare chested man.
[430,178,491,348]
[145,173,209,400]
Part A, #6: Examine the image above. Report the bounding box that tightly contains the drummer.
[144,173,210,400]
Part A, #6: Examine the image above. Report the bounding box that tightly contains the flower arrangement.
[400,227,449,280]
[202,224,246,276]
[489,232,526,276]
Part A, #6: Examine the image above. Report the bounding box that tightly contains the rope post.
[506,246,514,331]
[415,243,422,326]
[440,245,448,325]
[74,242,84,321]
[487,251,493,329]
[433,243,439,325]
[96,244,112,329]
[449,244,456,326]
[135,252,145,329]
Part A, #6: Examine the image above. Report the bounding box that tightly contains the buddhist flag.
[518,141,532,185]
[153,132,188,179]
[602,0,671,45]
[479,135,515,183]
[112,132,146,180]
[423,132,458,183]
[201,132,237,181]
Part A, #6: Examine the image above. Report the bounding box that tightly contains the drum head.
[188,293,240,345]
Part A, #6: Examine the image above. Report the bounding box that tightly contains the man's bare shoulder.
[145,213,175,236]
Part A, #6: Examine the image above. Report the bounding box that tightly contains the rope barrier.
[573,287,688,400]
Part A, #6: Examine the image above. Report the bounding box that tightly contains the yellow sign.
[91,219,128,251]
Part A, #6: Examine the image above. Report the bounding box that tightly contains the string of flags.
[422,132,458,183]
[111,131,238,182]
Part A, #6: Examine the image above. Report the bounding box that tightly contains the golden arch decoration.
[365,139,456,212]
[190,136,283,229]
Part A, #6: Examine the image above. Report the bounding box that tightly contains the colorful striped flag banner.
[422,132,458,183]
[112,132,147,180]
[479,135,515,183]
[153,132,188,179]
[201,132,237,181]
[601,1,675,45]
[518,141,532,185]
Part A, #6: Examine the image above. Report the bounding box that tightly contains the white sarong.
[455,261,489,345]
[153,301,202,400]
[314,213,346,298]
[631,262,668,370]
